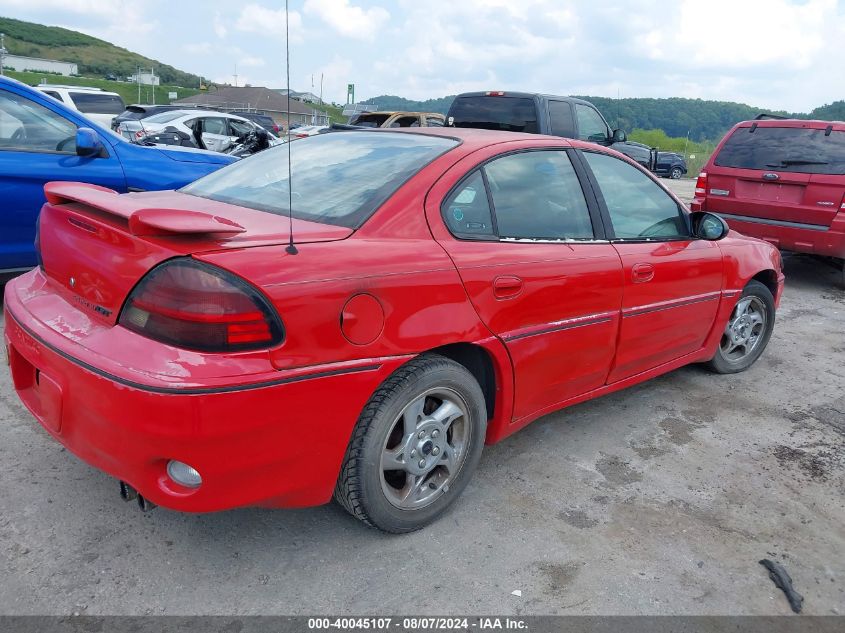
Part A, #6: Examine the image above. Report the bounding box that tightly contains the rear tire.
[334,354,487,533]
[706,280,775,374]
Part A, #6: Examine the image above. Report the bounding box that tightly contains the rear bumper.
[714,211,845,260]
[3,272,408,512]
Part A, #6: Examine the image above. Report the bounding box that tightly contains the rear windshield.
[351,114,391,128]
[181,131,459,228]
[715,126,845,175]
[449,96,538,133]
[145,111,188,124]
[69,92,126,114]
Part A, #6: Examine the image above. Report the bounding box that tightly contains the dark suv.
[446,91,653,167]
[655,152,687,179]
[228,111,280,136]
[692,119,845,285]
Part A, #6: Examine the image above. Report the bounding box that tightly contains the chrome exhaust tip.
[137,495,157,512]
[119,481,138,502]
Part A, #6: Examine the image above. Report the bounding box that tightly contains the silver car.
[118,110,279,152]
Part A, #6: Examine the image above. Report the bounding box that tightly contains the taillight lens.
[119,259,283,352]
[694,171,708,196]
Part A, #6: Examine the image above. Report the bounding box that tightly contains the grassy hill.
[0,16,202,87]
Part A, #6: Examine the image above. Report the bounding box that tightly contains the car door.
[578,150,724,382]
[198,116,231,152]
[430,146,624,422]
[0,87,126,272]
[228,118,254,144]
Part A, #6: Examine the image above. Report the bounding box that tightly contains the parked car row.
[0,77,235,275]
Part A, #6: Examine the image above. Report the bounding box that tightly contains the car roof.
[731,118,845,130]
[36,84,121,96]
[162,110,250,121]
[356,111,443,117]
[451,91,598,107]
[354,126,593,151]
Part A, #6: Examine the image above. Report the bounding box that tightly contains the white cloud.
[235,3,302,37]
[303,0,389,40]
[213,12,228,38]
[183,42,213,55]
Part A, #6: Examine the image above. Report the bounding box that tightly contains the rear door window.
[575,104,609,143]
[484,150,594,240]
[548,100,574,137]
[202,117,228,135]
[449,96,538,133]
[69,92,126,114]
[442,171,495,238]
[715,126,845,175]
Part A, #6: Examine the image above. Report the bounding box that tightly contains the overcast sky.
[1,0,843,111]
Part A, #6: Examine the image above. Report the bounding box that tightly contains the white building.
[129,71,160,86]
[4,54,77,76]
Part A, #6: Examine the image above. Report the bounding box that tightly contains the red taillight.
[485,91,506,96]
[118,259,283,352]
[135,130,145,139]
[273,124,280,133]
[694,171,708,196]
[296,133,308,138]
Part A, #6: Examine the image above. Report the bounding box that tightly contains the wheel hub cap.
[379,388,471,509]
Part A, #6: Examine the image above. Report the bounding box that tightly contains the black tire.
[670,167,683,179]
[334,353,487,533]
[706,280,775,374]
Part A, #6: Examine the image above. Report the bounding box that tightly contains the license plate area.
[7,334,64,433]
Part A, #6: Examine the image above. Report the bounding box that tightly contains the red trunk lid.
[38,183,351,324]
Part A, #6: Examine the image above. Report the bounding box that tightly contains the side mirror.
[691,211,729,241]
[76,128,105,157]
[611,128,627,143]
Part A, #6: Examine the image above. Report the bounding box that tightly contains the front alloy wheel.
[706,280,775,373]
[335,354,487,533]
[671,167,683,179]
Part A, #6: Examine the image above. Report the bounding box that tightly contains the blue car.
[0,77,235,275]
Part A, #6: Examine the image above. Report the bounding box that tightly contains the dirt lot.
[0,178,843,615]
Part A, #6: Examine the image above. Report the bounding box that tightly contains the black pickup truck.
[446,91,656,169]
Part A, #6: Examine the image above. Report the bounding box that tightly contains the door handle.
[493,275,523,299]
[631,263,655,283]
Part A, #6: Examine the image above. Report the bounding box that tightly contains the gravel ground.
[0,177,842,615]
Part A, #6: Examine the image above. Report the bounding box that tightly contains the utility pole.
[319,73,323,105]
[233,63,238,87]
[151,67,155,105]
[0,34,7,77]
[137,65,141,103]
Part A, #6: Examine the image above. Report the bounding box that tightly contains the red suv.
[692,119,845,285]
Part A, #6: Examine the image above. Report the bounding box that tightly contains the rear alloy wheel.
[670,167,683,179]
[706,280,775,374]
[334,354,487,533]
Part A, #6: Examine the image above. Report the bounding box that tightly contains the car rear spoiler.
[43,182,246,237]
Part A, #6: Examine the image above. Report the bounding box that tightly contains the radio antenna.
[284,0,298,255]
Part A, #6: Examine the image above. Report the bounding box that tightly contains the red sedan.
[3,129,784,532]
